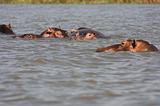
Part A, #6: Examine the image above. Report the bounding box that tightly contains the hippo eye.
[121,42,124,45]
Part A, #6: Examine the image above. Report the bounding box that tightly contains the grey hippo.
[68,27,110,40]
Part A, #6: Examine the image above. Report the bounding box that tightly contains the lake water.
[0,4,160,106]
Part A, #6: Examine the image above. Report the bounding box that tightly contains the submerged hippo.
[96,39,159,52]
[69,27,109,40]
[12,33,41,40]
[40,27,68,38]
[12,27,68,40]
[0,24,15,35]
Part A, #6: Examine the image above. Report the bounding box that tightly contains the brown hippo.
[12,33,41,40]
[121,39,159,52]
[96,39,159,52]
[0,24,15,35]
[40,27,68,38]
[12,27,68,40]
[69,27,109,40]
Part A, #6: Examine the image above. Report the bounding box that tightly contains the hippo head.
[81,32,97,40]
[0,24,15,35]
[40,27,68,38]
[123,39,158,52]
[72,31,97,40]
[120,39,136,50]
[120,39,159,52]
[96,39,158,53]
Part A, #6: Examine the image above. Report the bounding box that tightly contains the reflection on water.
[0,4,160,106]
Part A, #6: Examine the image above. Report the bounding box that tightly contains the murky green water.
[0,4,160,106]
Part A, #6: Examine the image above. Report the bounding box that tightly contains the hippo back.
[96,44,126,52]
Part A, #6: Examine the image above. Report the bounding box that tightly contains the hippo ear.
[132,39,136,48]
[48,28,52,31]
[8,24,11,28]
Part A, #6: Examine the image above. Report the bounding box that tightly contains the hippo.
[0,24,15,35]
[68,27,109,40]
[40,27,68,38]
[12,27,68,40]
[12,33,41,40]
[121,39,159,52]
[96,39,159,52]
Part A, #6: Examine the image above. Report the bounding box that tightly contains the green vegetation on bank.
[0,0,160,4]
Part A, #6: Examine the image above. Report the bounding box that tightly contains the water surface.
[0,4,160,106]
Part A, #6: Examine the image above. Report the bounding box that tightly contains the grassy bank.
[0,0,160,4]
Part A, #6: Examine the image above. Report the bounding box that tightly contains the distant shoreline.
[0,0,160,4]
